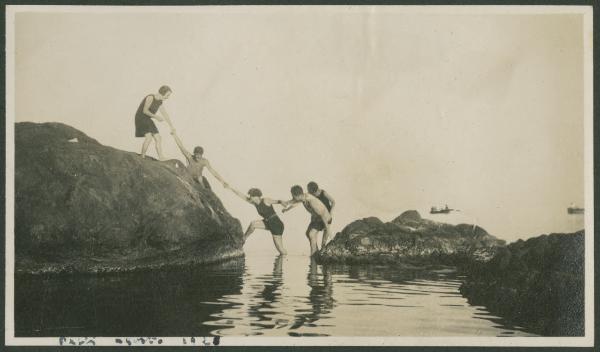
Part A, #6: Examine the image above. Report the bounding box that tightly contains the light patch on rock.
[348,233,361,240]
[176,176,199,198]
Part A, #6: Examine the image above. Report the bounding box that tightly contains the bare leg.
[272,235,287,255]
[141,133,153,158]
[273,255,284,274]
[244,220,266,243]
[321,223,332,249]
[152,133,166,160]
[306,227,319,256]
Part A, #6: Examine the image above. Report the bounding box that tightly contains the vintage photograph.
[4,5,594,347]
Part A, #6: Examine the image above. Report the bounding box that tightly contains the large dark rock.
[318,211,505,265]
[15,122,244,274]
[460,231,584,336]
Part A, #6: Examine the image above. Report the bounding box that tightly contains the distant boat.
[567,206,584,214]
[430,205,455,214]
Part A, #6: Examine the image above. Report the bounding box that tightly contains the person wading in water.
[226,186,288,255]
[284,185,332,256]
[307,181,335,217]
[134,85,173,160]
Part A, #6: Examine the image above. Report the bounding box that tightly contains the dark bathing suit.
[309,215,332,232]
[306,192,333,232]
[135,95,163,137]
[255,200,285,236]
[315,189,333,212]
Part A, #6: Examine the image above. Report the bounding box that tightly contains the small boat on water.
[567,206,584,214]
[430,205,454,214]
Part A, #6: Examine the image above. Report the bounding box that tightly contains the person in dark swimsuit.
[283,185,332,255]
[227,185,288,255]
[135,85,173,160]
[307,181,335,214]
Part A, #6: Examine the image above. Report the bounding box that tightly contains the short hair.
[248,188,262,197]
[158,85,172,95]
[193,146,204,155]
[307,181,319,193]
[291,185,304,197]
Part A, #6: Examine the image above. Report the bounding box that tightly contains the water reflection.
[15,259,245,337]
[288,257,334,335]
[247,255,284,329]
[15,255,538,337]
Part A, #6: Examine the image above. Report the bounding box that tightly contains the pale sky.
[12,7,587,254]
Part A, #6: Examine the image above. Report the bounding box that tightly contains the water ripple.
[14,254,539,337]
[199,255,538,337]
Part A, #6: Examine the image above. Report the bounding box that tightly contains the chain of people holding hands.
[134,86,335,256]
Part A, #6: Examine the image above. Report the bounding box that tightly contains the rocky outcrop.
[460,231,584,336]
[15,122,244,274]
[318,211,505,265]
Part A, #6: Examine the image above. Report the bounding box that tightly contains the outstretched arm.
[205,160,228,187]
[281,200,301,213]
[227,185,252,204]
[262,198,287,207]
[159,105,174,129]
[170,130,193,162]
[143,96,163,121]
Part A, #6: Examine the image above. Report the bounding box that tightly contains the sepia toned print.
[4,5,593,347]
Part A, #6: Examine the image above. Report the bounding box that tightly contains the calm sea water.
[15,254,537,337]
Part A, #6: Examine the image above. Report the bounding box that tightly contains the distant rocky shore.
[15,122,244,274]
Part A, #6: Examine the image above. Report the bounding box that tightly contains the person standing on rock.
[135,85,174,160]
[226,185,288,255]
[283,185,332,256]
[169,128,228,189]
